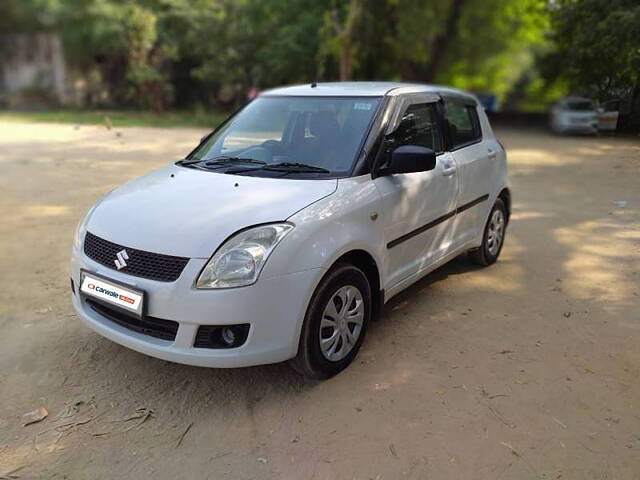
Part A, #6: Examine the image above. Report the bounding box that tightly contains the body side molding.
[387,194,489,249]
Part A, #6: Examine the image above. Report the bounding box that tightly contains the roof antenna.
[311,82,317,88]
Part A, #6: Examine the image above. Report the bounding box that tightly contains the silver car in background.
[550,96,598,134]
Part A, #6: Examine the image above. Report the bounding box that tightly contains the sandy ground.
[0,120,638,480]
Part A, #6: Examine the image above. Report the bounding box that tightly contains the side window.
[444,100,481,148]
[388,102,443,153]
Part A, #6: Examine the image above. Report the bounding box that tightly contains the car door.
[444,96,492,247]
[373,94,459,290]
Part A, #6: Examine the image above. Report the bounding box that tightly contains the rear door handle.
[488,149,498,159]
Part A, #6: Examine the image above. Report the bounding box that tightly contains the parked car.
[71,82,510,378]
[597,99,621,132]
[550,96,598,134]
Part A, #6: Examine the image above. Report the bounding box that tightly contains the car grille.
[570,116,592,124]
[83,232,189,282]
[86,299,178,341]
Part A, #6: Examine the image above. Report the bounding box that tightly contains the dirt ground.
[0,120,638,480]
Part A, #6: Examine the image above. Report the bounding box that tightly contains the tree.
[543,0,640,130]
[123,5,171,112]
[328,0,363,81]
[1,0,551,110]
[166,0,328,104]
[394,0,466,82]
[346,0,548,101]
[547,0,640,100]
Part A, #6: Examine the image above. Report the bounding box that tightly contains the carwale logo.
[93,285,119,298]
[114,249,129,270]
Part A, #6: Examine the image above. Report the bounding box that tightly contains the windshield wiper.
[205,156,266,166]
[192,160,332,175]
[178,156,266,167]
[177,160,212,171]
[263,162,330,173]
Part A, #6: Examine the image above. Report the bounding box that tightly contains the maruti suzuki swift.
[71,82,510,379]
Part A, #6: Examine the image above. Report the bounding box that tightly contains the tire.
[290,263,371,379]
[469,198,507,266]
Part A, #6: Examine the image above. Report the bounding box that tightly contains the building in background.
[0,33,67,107]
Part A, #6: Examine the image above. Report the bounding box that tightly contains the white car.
[550,96,598,134]
[71,82,510,378]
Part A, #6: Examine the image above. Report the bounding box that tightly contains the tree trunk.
[423,0,465,82]
[331,0,362,81]
[339,37,352,81]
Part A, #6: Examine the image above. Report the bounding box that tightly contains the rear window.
[444,100,481,148]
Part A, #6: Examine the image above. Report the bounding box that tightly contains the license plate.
[80,271,144,317]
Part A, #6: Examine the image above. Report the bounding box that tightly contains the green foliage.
[438,0,549,99]
[543,0,640,101]
[9,0,634,114]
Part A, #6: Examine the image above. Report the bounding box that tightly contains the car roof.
[261,82,477,101]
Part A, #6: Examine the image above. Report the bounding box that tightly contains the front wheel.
[469,198,507,266]
[290,264,371,379]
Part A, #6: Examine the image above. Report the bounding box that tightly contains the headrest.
[309,111,340,139]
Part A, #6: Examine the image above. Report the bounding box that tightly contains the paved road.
[0,121,638,479]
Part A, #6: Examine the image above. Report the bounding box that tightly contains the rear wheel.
[469,198,507,266]
[290,264,371,379]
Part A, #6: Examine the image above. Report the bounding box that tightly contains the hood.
[86,164,337,258]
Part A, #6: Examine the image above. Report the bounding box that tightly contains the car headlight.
[196,223,294,289]
[73,203,98,250]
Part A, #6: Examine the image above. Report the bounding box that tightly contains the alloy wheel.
[486,209,505,256]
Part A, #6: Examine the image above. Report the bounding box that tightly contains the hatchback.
[71,82,510,378]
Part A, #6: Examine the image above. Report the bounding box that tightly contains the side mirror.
[382,145,436,175]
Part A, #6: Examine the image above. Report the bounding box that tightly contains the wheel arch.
[332,249,383,321]
[498,187,511,223]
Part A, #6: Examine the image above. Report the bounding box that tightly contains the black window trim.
[351,95,392,176]
[358,95,399,176]
[441,93,483,152]
[368,93,445,176]
[385,93,444,153]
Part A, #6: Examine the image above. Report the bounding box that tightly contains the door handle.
[441,158,456,176]
[442,166,456,176]
[488,149,498,159]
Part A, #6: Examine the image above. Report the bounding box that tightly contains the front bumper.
[71,248,323,368]
[558,121,598,134]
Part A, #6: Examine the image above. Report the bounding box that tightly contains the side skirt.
[383,240,477,302]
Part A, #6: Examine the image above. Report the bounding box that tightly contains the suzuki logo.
[114,249,129,270]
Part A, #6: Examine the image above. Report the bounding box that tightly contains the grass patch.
[0,109,230,129]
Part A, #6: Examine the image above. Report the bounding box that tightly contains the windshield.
[566,100,594,111]
[187,96,381,177]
